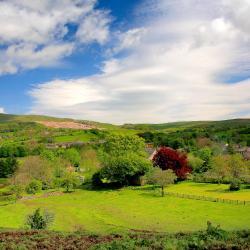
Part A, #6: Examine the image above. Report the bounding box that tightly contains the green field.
[167,182,250,201]
[0,182,249,234]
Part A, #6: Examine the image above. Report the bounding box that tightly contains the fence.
[165,192,250,206]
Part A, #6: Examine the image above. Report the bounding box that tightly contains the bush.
[25,180,42,194]
[229,179,241,191]
[26,208,54,230]
[10,184,23,201]
[206,221,228,240]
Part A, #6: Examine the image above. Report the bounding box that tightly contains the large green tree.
[100,153,152,186]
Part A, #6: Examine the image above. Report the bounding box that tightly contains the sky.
[0,0,249,124]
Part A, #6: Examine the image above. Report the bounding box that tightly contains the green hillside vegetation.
[0,114,250,248]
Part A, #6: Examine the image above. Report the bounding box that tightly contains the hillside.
[0,113,249,148]
[122,119,250,131]
[1,113,249,131]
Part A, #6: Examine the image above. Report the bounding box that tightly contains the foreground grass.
[0,184,250,234]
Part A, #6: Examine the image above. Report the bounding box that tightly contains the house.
[145,143,157,160]
[235,146,250,160]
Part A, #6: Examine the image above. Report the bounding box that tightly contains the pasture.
[0,182,249,234]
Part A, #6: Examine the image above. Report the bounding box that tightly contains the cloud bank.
[0,0,110,74]
[0,107,5,114]
[28,0,250,123]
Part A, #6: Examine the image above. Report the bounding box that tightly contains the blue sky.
[0,0,249,123]
[0,0,142,114]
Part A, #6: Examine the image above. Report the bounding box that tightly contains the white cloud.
[76,9,111,44]
[29,0,250,123]
[0,107,5,114]
[109,28,147,55]
[0,0,111,74]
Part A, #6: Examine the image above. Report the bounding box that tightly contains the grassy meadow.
[0,182,249,234]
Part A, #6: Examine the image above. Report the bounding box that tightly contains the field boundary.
[165,192,250,205]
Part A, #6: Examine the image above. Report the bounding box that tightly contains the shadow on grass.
[205,189,229,193]
[139,192,163,198]
[79,183,122,193]
[189,183,216,187]
[63,190,75,194]
[129,185,157,191]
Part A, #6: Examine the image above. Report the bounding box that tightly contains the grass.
[167,182,250,201]
[0,183,250,234]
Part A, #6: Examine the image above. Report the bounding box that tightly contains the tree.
[0,157,18,178]
[103,134,145,156]
[196,147,212,173]
[62,172,80,192]
[26,208,54,230]
[99,154,152,186]
[153,147,191,180]
[149,168,177,196]
[40,149,56,162]
[228,154,248,179]
[210,155,230,183]
[12,156,53,187]
[63,148,81,168]
[188,154,204,173]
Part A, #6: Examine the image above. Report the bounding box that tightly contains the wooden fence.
[165,192,250,206]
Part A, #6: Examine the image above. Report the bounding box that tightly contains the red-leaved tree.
[153,147,191,180]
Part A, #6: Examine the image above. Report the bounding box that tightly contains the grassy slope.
[0,183,249,234]
[0,113,138,136]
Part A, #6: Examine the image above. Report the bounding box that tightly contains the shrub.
[25,180,42,194]
[229,179,241,191]
[206,221,228,240]
[52,177,63,189]
[26,208,54,230]
[10,184,23,201]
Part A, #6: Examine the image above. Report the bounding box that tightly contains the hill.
[0,113,249,147]
[1,113,249,131]
[122,119,250,131]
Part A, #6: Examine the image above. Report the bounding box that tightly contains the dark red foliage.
[153,147,191,180]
